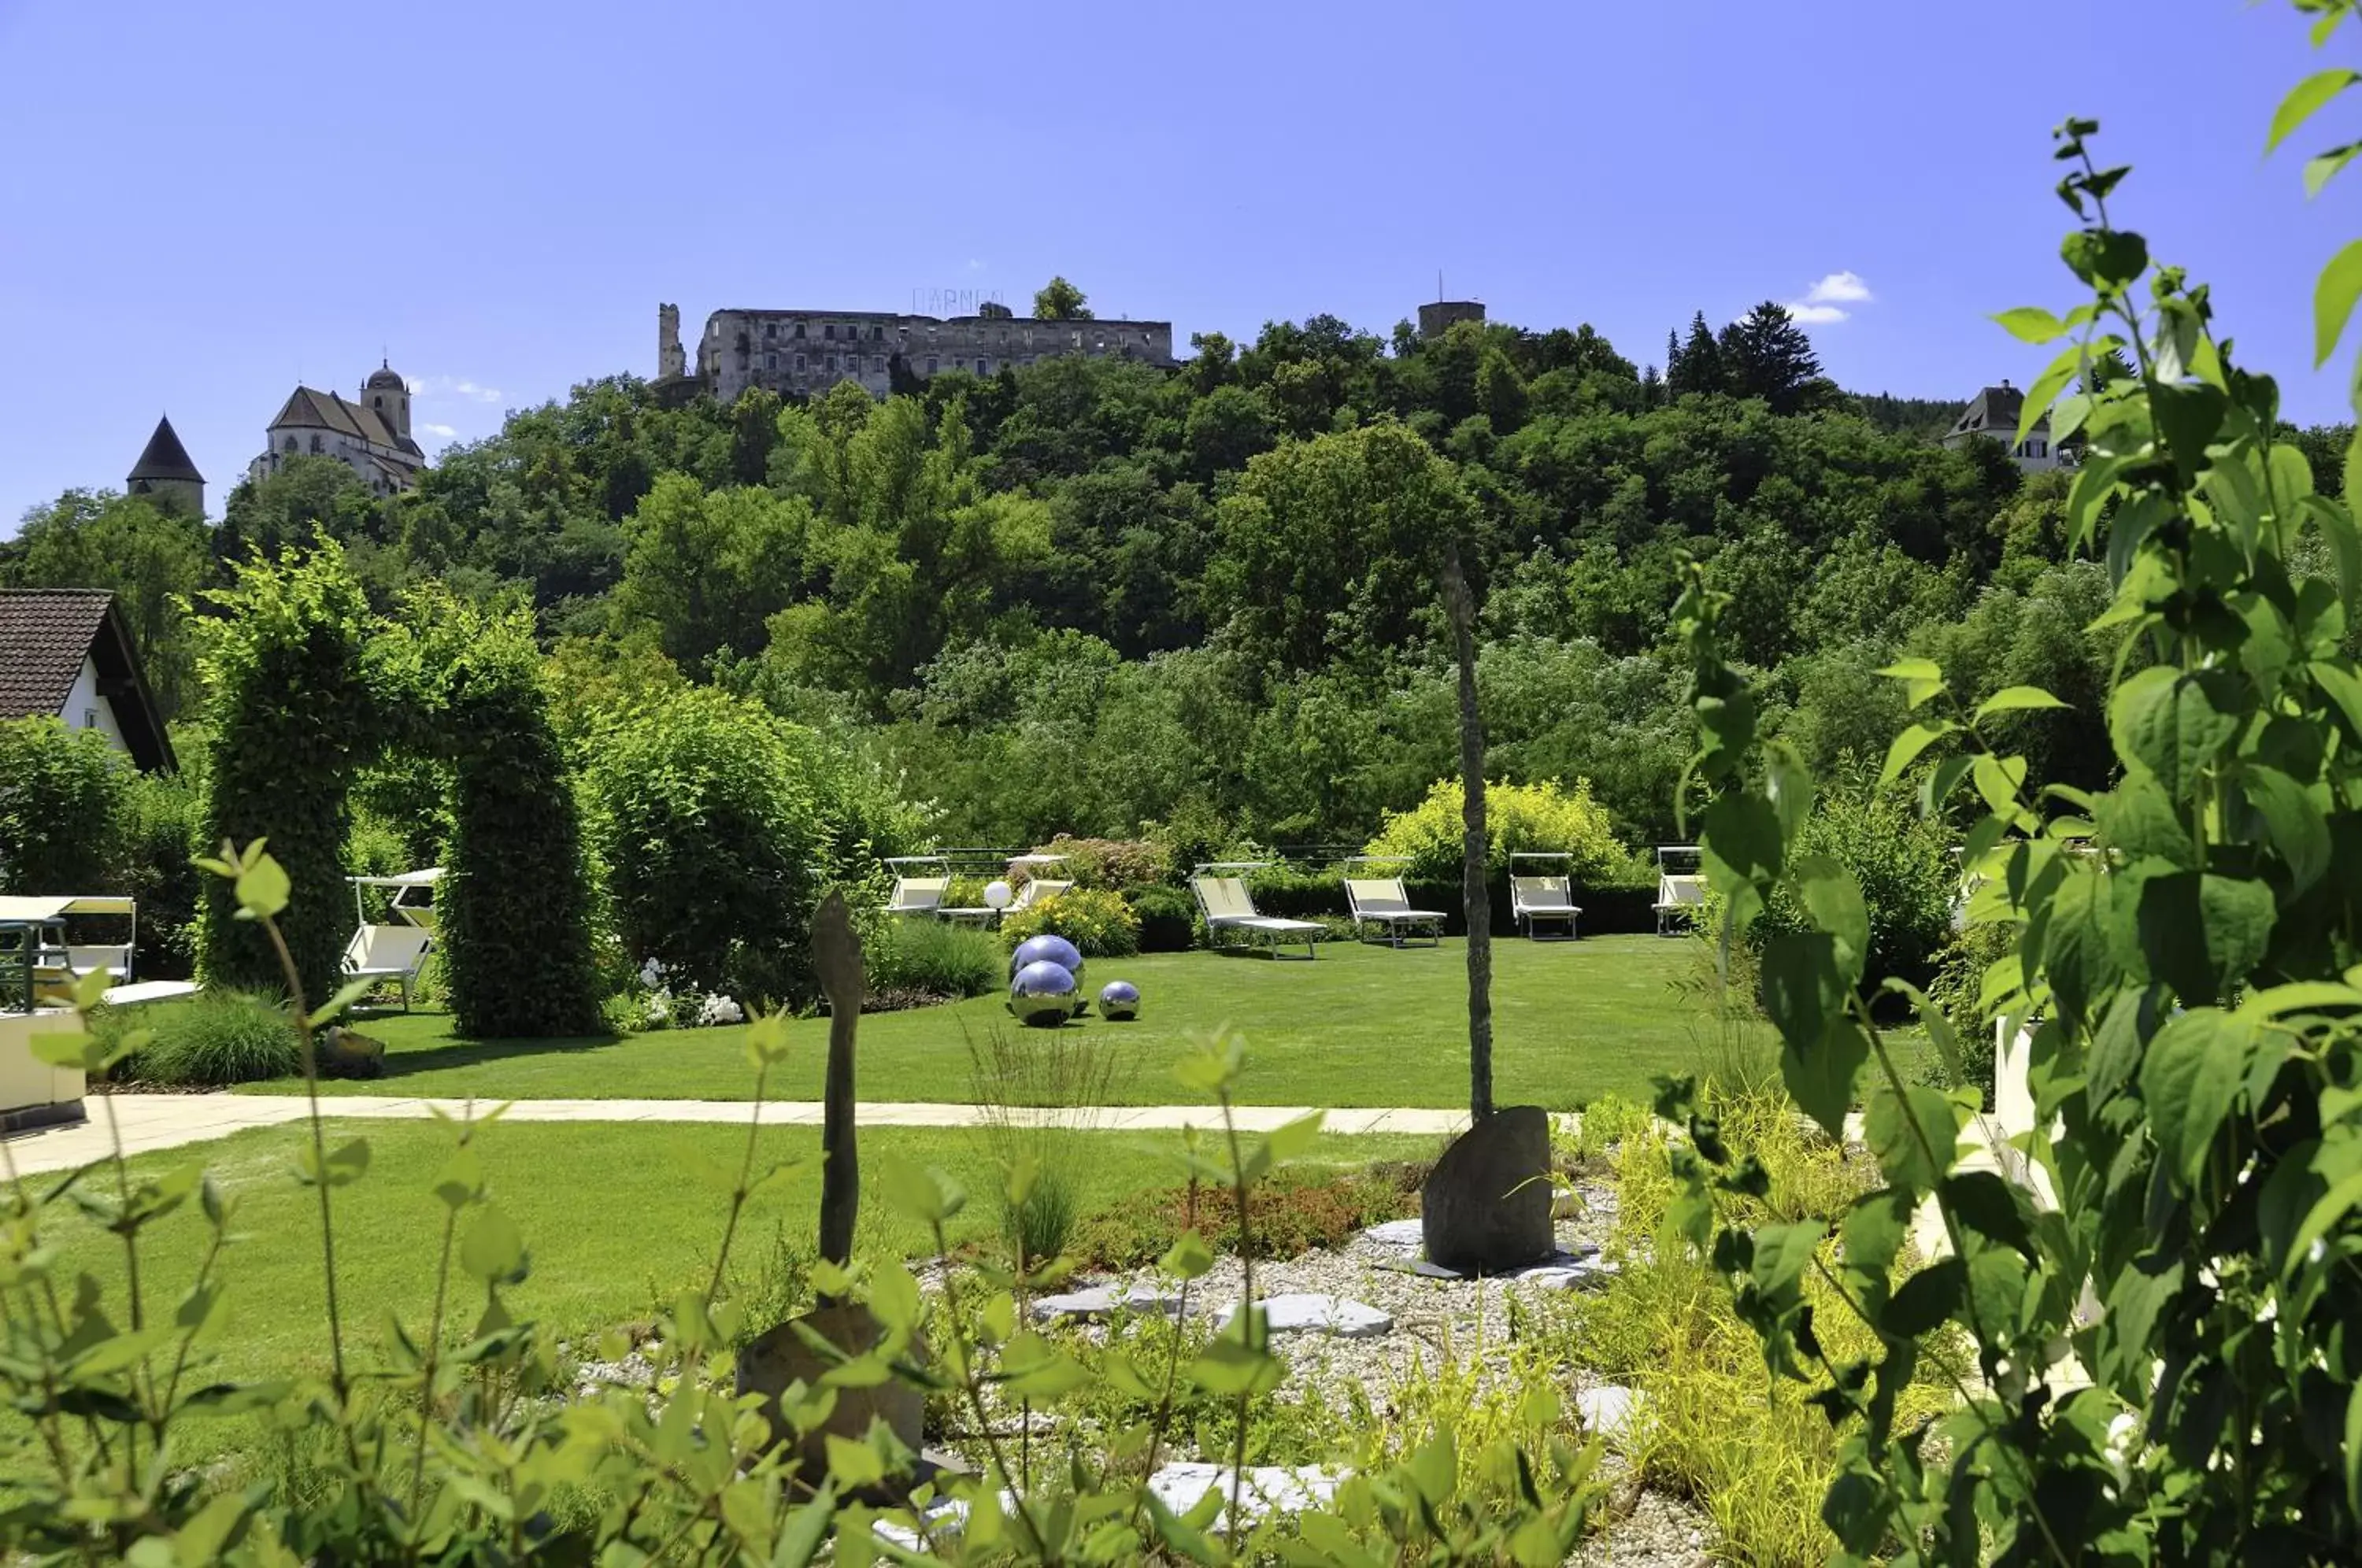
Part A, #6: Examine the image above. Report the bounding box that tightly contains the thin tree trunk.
[1442,541,1493,1123]
[812,892,864,1283]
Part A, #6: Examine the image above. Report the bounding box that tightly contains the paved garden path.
[0,1094,1471,1178]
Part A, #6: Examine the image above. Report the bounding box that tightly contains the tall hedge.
[196,549,372,1004]
[368,589,601,1038]
[438,616,601,1037]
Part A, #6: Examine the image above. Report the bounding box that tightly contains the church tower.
[363,361,411,440]
[127,414,205,518]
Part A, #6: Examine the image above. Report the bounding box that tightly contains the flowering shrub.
[1364,776,1624,885]
[1001,885,1141,956]
[1027,833,1172,890]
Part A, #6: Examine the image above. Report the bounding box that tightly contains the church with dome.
[246,361,428,496]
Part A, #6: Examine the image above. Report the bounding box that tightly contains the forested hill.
[8,296,2353,852]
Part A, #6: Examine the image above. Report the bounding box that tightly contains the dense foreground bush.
[1664,87,2362,1562]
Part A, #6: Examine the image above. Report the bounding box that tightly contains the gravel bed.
[1021,1176,1624,1417]
[1574,1484,1716,1566]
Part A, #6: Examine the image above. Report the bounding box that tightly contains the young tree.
[1032,276,1091,320]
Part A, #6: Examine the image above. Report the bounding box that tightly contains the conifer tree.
[1722,300,1824,413]
[1667,311,1724,398]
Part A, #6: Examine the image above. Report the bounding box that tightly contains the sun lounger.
[887,875,950,916]
[342,924,433,1011]
[1190,873,1323,960]
[1512,876,1582,940]
[1343,876,1446,948]
[1655,875,1708,936]
[1012,878,1072,910]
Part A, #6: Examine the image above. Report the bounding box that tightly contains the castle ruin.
[655,301,1175,403]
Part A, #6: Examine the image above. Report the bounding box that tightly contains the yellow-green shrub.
[1000,886,1140,956]
[1363,776,1623,885]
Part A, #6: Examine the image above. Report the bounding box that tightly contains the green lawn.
[240,935,1739,1110]
[24,1119,1436,1391]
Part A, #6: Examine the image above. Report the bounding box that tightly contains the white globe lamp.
[983,879,1014,911]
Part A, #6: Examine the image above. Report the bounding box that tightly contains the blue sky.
[0,0,2343,527]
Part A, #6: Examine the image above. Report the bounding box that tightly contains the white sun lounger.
[1342,875,1446,948]
[342,924,433,1011]
[1655,875,1708,935]
[939,861,1075,926]
[1190,868,1323,960]
[887,874,950,916]
[1510,854,1583,941]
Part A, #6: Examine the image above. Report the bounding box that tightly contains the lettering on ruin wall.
[909,287,1005,316]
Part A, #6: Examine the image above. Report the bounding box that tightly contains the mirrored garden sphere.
[1098,980,1140,1020]
[1011,934,1085,980]
[1009,960,1077,1026]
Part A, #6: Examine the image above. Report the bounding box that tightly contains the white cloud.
[413,375,503,404]
[1802,270,1873,305]
[1780,272,1874,327]
[420,422,458,439]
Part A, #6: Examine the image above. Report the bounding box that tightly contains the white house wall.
[59,656,128,755]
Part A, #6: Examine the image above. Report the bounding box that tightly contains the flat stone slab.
[1150,1463,1338,1524]
[1219,1293,1393,1338]
[1577,1385,1639,1439]
[1362,1218,1426,1248]
[1029,1285,1183,1322]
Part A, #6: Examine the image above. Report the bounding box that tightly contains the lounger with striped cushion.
[1343,876,1447,947]
[1190,876,1324,960]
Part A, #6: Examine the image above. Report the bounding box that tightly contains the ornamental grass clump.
[102,988,303,1085]
[866,916,1003,1003]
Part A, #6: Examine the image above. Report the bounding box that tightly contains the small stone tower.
[1418,299,1487,339]
[363,361,411,440]
[127,415,205,518]
[658,303,687,379]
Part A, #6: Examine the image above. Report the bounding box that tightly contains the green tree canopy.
[1031,276,1090,320]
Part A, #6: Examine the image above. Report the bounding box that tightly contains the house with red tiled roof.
[0,590,176,772]
[246,361,427,496]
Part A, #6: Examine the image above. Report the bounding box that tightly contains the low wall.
[0,1011,87,1133]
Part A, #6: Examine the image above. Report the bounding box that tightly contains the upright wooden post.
[1442,538,1492,1123]
[812,890,863,1278]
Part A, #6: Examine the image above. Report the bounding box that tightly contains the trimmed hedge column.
[197,550,372,1006]
[439,621,600,1037]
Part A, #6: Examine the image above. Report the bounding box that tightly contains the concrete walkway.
[0,1094,1472,1178]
